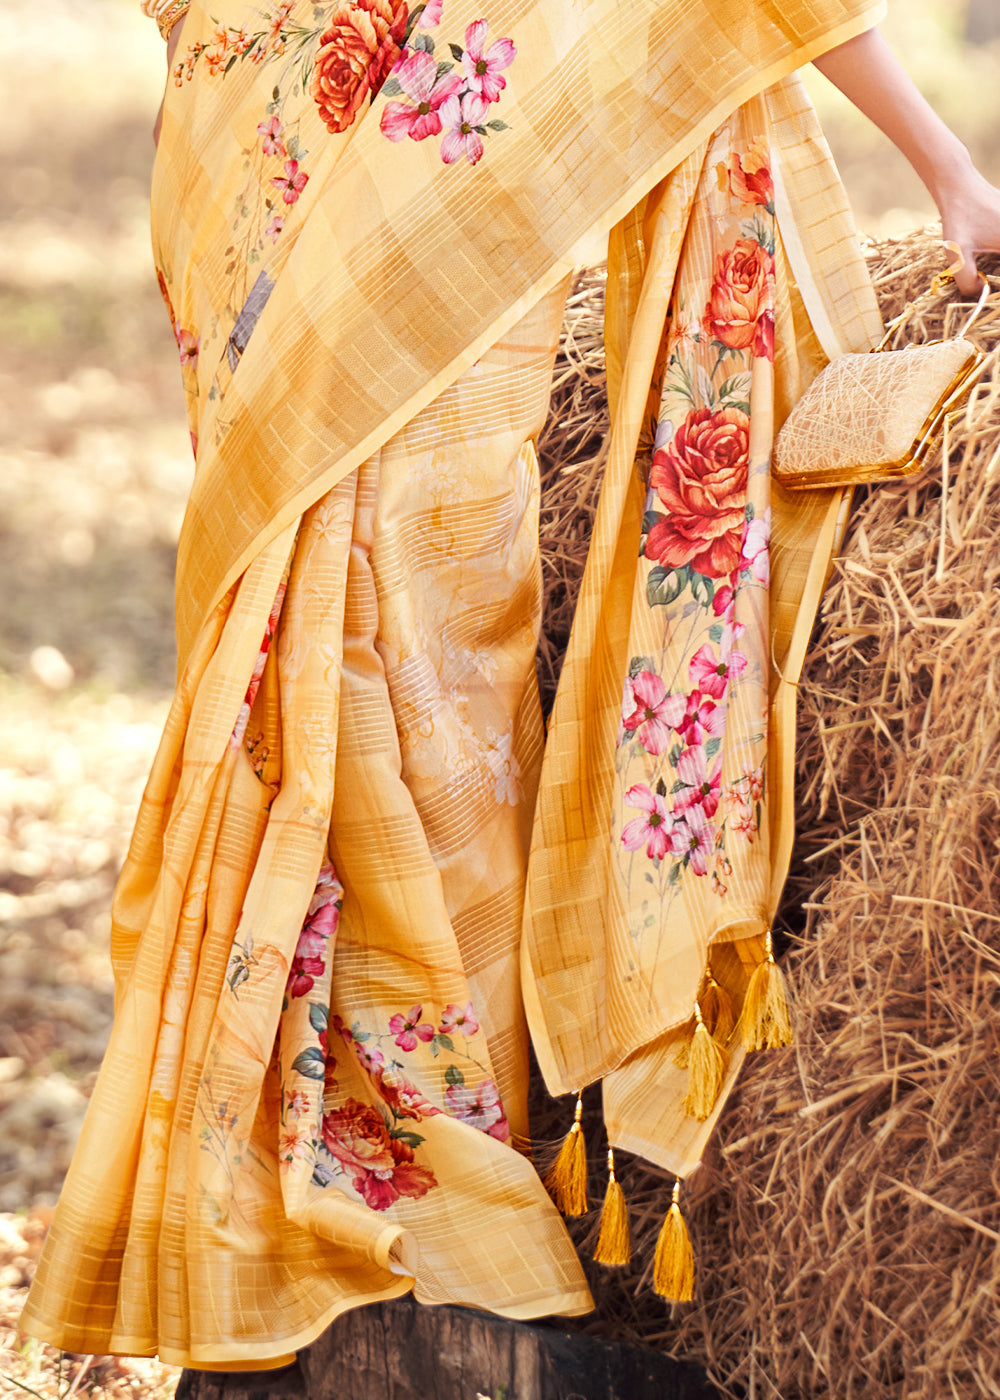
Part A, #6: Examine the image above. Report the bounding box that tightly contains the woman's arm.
[153,11,188,147]
[813,28,1000,294]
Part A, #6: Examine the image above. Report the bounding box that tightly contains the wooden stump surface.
[176,1295,720,1400]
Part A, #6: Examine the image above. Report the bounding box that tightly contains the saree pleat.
[22,0,888,1366]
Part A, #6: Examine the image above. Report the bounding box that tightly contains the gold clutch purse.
[773,284,990,492]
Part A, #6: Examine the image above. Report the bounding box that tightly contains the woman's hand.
[937,164,1000,295]
[813,28,1000,295]
[153,13,188,148]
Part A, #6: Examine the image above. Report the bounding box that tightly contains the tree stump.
[176,1296,720,1400]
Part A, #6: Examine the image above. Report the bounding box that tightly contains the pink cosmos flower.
[389,1004,436,1052]
[265,213,285,243]
[439,1001,479,1037]
[678,690,726,746]
[621,670,686,754]
[740,507,770,585]
[445,1078,509,1140]
[418,0,442,25]
[381,49,463,142]
[439,91,489,165]
[621,783,674,860]
[257,114,287,157]
[673,745,722,819]
[461,19,515,102]
[271,159,309,204]
[671,808,715,876]
[176,328,199,367]
[688,644,730,700]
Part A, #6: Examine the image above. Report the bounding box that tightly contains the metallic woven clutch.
[773,336,985,491]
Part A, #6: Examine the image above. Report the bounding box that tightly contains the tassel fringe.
[682,1005,728,1120]
[593,1148,631,1266]
[543,1092,588,1216]
[741,929,793,1051]
[653,1180,695,1302]
[701,970,735,1043]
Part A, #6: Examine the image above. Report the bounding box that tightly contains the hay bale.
[536,230,1000,1399]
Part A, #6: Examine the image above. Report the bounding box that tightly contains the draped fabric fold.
[24,0,884,1367]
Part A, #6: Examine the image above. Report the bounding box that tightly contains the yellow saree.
[23,0,883,1368]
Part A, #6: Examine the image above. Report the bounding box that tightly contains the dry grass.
[536,232,1000,1399]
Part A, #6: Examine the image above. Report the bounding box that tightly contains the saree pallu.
[23,0,883,1367]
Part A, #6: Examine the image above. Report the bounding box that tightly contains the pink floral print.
[439,1001,479,1037]
[621,784,674,860]
[621,671,686,754]
[389,1004,436,1051]
[380,49,463,141]
[379,8,515,165]
[271,159,309,204]
[460,19,515,101]
[257,114,287,156]
[444,1078,509,1141]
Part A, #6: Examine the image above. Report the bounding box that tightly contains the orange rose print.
[704,237,774,353]
[646,406,749,578]
[311,0,409,135]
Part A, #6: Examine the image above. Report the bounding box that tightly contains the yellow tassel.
[653,1180,695,1302]
[593,1149,631,1266]
[543,1093,587,1216]
[741,929,793,1051]
[701,969,735,1044]
[682,1003,728,1120]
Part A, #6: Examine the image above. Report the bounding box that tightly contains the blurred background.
[0,0,999,1268]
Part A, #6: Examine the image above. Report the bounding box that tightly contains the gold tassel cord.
[701,968,735,1043]
[542,1092,588,1216]
[741,928,793,1052]
[653,1179,695,1303]
[682,1003,728,1120]
[593,1148,631,1266]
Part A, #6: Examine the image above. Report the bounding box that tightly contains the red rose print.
[646,406,749,578]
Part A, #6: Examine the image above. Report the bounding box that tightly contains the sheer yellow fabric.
[22,0,884,1367]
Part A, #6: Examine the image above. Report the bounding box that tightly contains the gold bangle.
[157,0,191,40]
[142,0,191,40]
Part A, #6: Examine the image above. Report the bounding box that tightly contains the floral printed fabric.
[615,137,776,913]
[23,0,886,1367]
[522,81,884,1183]
[175,0,515,170]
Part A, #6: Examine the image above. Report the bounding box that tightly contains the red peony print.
[646,406,749,578]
